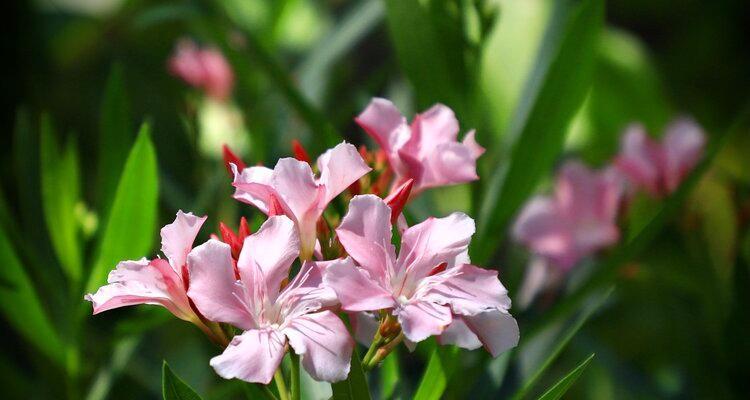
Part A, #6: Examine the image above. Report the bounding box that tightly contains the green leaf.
[98,64,133,215]
[474,0,604,263]
[40,115,83,284]
[379,352,399,399]
[331,347,371,400]
[412,345,459,400]
[85,124,159,293]
[162,361,203,400]
[0,217,65,367]
[510,289,611,400]
[537,354,595,400]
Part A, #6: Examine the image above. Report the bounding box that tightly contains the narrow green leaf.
[474,0,604,263]
[162,361,203,400]
[85,336,141,400]
[41,116,83,284]
[0,218,65,367]
[85,124,159,293]
[413,346,459,400]
[379,352,399,399]
[537,354,595,400]
[510,289,611,400]
[331,347,371,400]
[98,64,133,215]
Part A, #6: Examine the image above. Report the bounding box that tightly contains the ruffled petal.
[238,216,299,299]
[323,258,396,312]
[355,98,407,154]
[317,142,371,204]
[512,196,577,269]
[396,300,452,343]
[336,195,395,282]
[463,310,519,357]
[438,317,482,350]
[421,264,511,316]
[160,211,206,277]
[210,329,286,384]
[420,141,480,189]
[409,104,460,157]
[232,164,282,215]
[614,124,661,195]
[187,239,254,329]
[283,311,354,382]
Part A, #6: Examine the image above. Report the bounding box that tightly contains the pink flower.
[323,195,518,357]
[513,161,622,271]
[169,39,234,101]
[85,211,207,323]
[187,216,353,384]
[355,98,485,195]
[614,118,705,196]
[231,142,371,259]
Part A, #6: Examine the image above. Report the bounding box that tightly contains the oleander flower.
[231,142,371,259]
[85,211,209,325]
[355,98,485,195]
[187,216,353,384]
[614,118,706,197]
[323,195,518,357]
[169,39,234,101]
[513,161,622,271]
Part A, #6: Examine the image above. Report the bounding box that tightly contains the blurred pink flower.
[231,142,371,259]
[85,211,207,322]
[323,195,518,357]
[169,39,234,101]
[187,216,353,384]
[614,118,705,196]
[355,98,485,195]
[513,161,623,271]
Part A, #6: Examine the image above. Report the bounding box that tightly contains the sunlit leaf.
[162,361,203,400]
[412,346,459,400]
[0,219,65,367]
[41,115,82,284]
[85,124,159,293]
[474,0,604,263]
[379,352,399,399]
[537,354,595,400]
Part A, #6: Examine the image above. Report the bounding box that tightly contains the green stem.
[289,352,300,400]
[363,333,404,371]
[274,369,290,400]
[361,331,386,369]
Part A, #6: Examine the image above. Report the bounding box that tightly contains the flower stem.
[364,332,404,370]
[361,331,386,369]
[289,352,300,400]
[274,368,290,400]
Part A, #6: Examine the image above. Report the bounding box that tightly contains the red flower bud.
[291,139,311,163]
[222,144,246,177]
[384,179,413,224]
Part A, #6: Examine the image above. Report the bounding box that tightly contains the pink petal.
[398,212,475,283]
[169,40,205,88]
[420,142,480,189]
[663,117,705,192]
[283,311,354,382]
[272,158,324,250]
[422,264,511,316]
[210,329,286,384]
[237,216,299,299]
[187,240,254,330]
[316,142,371,204]
[461,130,485,159]
[336,195,395,282]
[615,124,661,195]
[463,310,519,357]
[396,300,452,343]
[277,261,339,320]
[232,164,282,215]
[322,258,396,312]
[85,258,193,321]
[355,98,407,154]
[409,104,460,156]
[350,311,379,346]
[438,317,482,350]
[199,48,234,101]
[512,196,576,268]
[160,211,207,277]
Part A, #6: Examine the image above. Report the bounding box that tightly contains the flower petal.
[409,104,460,156]
[85,258,193,321]
[160,211,206,276]
[323,258,396,312]
[187,239,254,329]
[422,264,511,316]
[438,317,482,350]
[317,142,371,204]
[232,164,282,215]
[663,117,705,192]
[238,215,299,299]
[398,212,475,283]
[512,196,577,269]
[336,195,395,282]
[283,311,354,383]
[421,141,480,189]
[272,158,322,220]
[277,261,338,321]
[463,310,519,357]
[396,300,452,343]
[210,329,286,384]
[614,124,661,195]
[355,97,407,154]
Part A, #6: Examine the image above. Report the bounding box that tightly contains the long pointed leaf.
[537,354,595,400]
[413,346,459,400]
[331,347,371,400]
[0,217,65,367]
[85,124,159,293]
[474,0,604,263]
[162,361,203,400]
[41,116,83,284]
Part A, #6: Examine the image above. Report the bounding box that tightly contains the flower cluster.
[86,100,518,385]
[512,118,705,305]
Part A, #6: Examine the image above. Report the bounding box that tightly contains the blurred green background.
[1,0,749,399]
